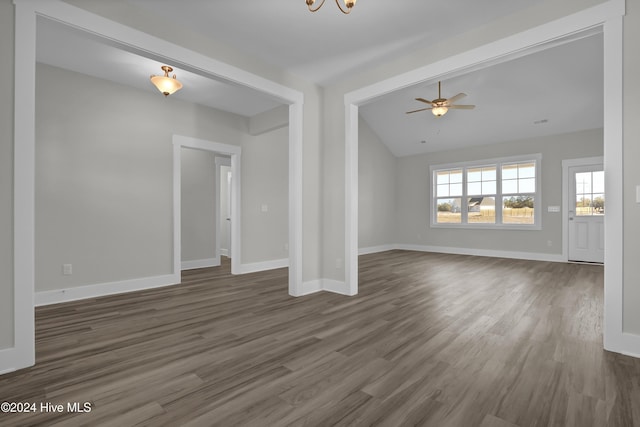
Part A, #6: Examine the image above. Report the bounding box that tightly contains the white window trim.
[430,153,542,230]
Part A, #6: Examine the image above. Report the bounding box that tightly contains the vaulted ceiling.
[37,0,603,155]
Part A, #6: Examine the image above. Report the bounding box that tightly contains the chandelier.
[150,66,183,97]
[306,0,356,14]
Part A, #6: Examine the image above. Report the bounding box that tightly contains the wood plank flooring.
[1,250,639,426]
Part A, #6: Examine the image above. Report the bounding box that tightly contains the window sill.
[430,223,542,231]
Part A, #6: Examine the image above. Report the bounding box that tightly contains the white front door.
[568,164,604,263]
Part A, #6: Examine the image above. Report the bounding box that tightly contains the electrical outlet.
[62,264,72,275]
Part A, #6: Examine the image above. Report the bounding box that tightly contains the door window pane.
[575,170,605,216]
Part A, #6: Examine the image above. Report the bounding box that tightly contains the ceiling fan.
[406,81,475,117]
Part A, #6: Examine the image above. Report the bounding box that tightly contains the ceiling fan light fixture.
[432,106,448,117]
[306,0,356,14]
[150,65,183,97]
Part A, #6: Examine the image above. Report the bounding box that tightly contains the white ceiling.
[35,1,603,156]
[360,33,604,156]
[36,17,283,117]
[128,0,537,86]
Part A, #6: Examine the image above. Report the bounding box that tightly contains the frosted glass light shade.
[432,106,448,117]
[150,66,183,97]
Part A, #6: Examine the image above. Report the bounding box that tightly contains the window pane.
[436,184,449,197]
[593,194,605,215]
[518,163,535,178]
[467,168,482,182]
[519,178,535,193]
[593,171,605,193]
[502,179,517,194]
[576,195,592,216]
[435,169,463,198]
[436,171,450,184]
[576,172,592,194]
[468,166,496,196]
[482,167,496,181]
[502,164,518,180]
[503,196,534,224]
[468,182,481,195]
[436,198,462,223]
[467,197,495,224]
[482,181,496,195]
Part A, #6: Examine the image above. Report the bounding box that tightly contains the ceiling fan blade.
[448,104,475,109]
[415,97,433,104]
[406,107,433,114]
[445,93,467,104]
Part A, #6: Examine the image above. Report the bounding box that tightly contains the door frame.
[344,2,631,355]
[175,138,240,276]
[562,156,604,262]
[215,156,232,261]
[7,0,304,375]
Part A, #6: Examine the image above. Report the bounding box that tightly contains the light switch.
[547,206,561,213]
[261,204,268,212]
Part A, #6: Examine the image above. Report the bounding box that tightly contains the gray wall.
[63,0,325,283]
[241,126,289,263]
[358,118,397,249]
[181,148,216,264]
[0,0,15,350]
[395,129,603,254]
[35,63,282,292]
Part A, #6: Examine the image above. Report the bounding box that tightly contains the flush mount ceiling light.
[306,0,356,14]
[150,65,183,97]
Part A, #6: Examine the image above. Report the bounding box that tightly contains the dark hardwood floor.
[1,251,639,426]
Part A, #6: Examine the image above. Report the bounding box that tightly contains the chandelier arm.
[334,0,352,14]
[307,0,326,12]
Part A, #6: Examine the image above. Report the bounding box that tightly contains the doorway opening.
[8,2,304,374]
[173,136,242,276]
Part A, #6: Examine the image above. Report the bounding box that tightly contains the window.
[430,154,541,229]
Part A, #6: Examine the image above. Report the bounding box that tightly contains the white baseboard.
[35,273,180,306]
[298,279,324,296]
[359,244,396,255]
[220,248,229,257]
[390,243,565,263]
[238,258,288,274]
[298,279,350,296]
[181,258,220,271]
[610,333,640,359]
[322,279,351,295]
[0,347,18,375]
